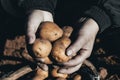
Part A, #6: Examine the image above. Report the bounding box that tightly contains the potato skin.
[32,38,52,58]
[73,74,82,80]
[62,26,73,37]
[52,26,73,62]
[33,68,48,80]
[52,37,71,62]
[36,57,52,64]
[39,21,63,42]
[51,67,68,78]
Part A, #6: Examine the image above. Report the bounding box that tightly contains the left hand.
[58,18,99,74]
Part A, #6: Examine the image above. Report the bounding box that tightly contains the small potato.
[51,67,68,78]
[62,26,73,37]
[32,38,52,58]
[35,68,48,80]
[73,74,82,80]
[36,57,52,64]
[52,37,71,62]
[39,21,63,42]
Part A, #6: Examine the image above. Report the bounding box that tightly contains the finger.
[35,58,45,63]
[27,31,36,44]
[37,63,48,71]
[27,10,53,44]
[27,12,44,44]
[63,49,91,66]
[66,35,87,56]
[58,63,82,74]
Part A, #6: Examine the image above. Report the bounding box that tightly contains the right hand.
[58,18,99,74]
[26,10,53,44]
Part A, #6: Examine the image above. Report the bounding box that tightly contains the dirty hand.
[26,10,53,44]
[59,18,99,74]
[26,10,53,71]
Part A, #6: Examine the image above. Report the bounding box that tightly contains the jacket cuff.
[84,6,111,33]
[19,0,56,15]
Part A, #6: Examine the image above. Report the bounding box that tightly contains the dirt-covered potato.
[51,67,68,78]
[62,26,73,37]
[52,37,72,62]
[39,21,63,42]
[33,68,48,80]
[52,26,73,62]
[73,74,82,80]
[32,38,52,58]
[33,76,44,80]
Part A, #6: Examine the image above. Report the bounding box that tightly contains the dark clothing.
[0,0,57,17]
[84,0,120,32]
[1,0,120,33]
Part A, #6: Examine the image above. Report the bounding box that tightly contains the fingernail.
[37,63,48,71]
[36,58,44,62]
[67,50,72,56]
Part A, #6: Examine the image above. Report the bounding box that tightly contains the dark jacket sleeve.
[19,0,57,15]
[84,0,120,32]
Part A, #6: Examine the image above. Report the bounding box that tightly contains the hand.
[26,10,53,44]
[26,10,53,71]
[59,18,99,74]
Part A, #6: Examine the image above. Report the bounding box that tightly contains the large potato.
[52,37,71,62]
[39,21,63,42]
[32,38,52,58]
[52,26,73,62]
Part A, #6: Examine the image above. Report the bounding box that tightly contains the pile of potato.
[31,21,81,80]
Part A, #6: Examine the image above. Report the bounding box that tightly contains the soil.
[0,32,120,80]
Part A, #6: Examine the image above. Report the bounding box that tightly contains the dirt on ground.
[0,35,120,80]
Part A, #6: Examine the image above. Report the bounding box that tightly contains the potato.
[52,37,71,62]
[73,74,82,80]
[51,67,68,78]
[62,26,73,37]
[39,21,63,42]
[32,38,52,58]
[33,68,48,80]
[33,76,44,80]
[52,26,73,62]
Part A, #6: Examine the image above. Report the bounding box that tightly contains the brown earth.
[0,35,120,80]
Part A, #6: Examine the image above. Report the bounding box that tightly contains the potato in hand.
[39,21,63,42]
[51,67,68,78]
[32,38,52,58]
[52,26,73,62]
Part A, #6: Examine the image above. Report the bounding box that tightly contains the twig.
[1,65,32,80]
[83,60,98,75]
